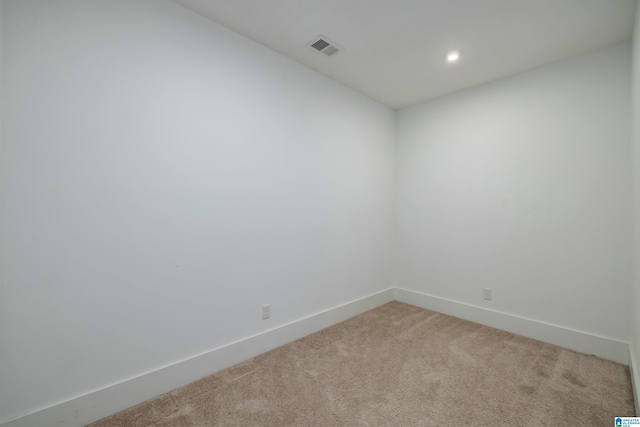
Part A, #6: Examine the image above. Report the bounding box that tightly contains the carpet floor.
[90,301,635,426]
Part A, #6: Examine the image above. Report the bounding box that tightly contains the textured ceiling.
[172,0,637,109]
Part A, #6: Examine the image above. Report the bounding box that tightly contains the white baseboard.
[3,287,631,426]
[629,344,640,415]
[1,288,395,427]
[394,288,629,365]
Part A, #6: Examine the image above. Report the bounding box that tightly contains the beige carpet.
[90,301,635,426]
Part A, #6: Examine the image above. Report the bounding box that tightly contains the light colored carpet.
[90,301,635,426]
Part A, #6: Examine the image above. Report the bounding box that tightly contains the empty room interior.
[2,0,640,425]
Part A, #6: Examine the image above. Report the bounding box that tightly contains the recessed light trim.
[446,50,462,62]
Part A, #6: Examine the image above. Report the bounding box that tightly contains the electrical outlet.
[262,304,270,320]
[483,288,492,301]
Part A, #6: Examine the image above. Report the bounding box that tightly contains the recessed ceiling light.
[446,50,462,62]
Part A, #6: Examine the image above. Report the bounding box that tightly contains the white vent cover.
[307,35,342,57]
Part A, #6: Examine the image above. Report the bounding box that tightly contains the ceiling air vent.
[308,35,342,57]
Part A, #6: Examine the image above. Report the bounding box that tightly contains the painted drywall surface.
[0,0,395,421]
[631,1,640,400]
[0,1,5,417]
[396,43,633,342]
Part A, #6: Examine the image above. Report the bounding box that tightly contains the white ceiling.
[172,0,637,109]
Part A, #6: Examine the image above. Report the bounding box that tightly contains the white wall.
[631,0,640,410]
[396,43,633,342]
[2,0,636,423]
[0,0,395,422]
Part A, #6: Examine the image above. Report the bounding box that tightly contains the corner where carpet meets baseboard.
[3,287,631,426]
[1,288,396,427]
[628,345,640,415]
[394,287,629,365]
